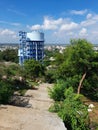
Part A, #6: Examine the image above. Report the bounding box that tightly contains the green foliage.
[45,69,56,83]
[44,48,60,60]
[0,62,31,104]
[48,80,66,101]
[52,51,64,66]
[5,63,23,77]
[48,76,81,101]
[0,63,7,77]
[24,59,45,80]
[49,101,61,112]
[18,89,27,96]
[49,86,90,130]
[0,78,31,104]
[44,49,53,58]
[58,87,89,130]
[0,49,18,63]
[0,62,24,80]
[11,77,34,92]
[57,39,94,77]
[54,39,98,100]
[0,80,14,104]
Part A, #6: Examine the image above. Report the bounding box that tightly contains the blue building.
[18,31,44,65]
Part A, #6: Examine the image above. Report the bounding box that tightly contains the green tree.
[24,59,44,80]
[5,64,22,77]
[0,49,18,63]
[55,39,98,100]
[44,48,65,83]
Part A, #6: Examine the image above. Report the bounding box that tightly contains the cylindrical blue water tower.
[18,31,44,65]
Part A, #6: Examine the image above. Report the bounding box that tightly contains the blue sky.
[0,0,98,44]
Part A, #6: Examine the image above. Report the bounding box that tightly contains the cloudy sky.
[0,0,98,44]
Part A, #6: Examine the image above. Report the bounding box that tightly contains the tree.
[24,59,44,80]
[0,49,18,63]
[54,39,98,100]
[49,39,98,130]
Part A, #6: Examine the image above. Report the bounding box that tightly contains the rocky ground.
[0,83,67,130]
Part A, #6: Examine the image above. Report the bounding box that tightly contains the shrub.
[49,86,90,130]
[0,80,14,104]
[48,80,67,101]
[58,87,90,130]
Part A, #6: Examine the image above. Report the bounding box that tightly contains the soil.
[0,83,67,130]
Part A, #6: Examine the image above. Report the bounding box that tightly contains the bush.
[0,49,18,63]
[48,80,67,101]
[0,80,14,104]
[48,77,80,101]
[49,86,90,130]
[45,69,56,83]
[24,59,45,80]
[58,87,90,130]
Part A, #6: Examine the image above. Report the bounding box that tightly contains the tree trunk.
[77,72,86,94]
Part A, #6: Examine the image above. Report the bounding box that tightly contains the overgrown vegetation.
[0,56,45,104]
[49,87,90,130]
[0,39,98,129]
[23,59,45,80]
[0,80,14,104]
[48,39,98,100]
[48,39,98,130]
[0,49,18,63]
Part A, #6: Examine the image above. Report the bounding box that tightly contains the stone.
[9,95,29,107]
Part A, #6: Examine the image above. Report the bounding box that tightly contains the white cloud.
[81,20,96,27]
[86,13,92,19]
[66,32,74,36]
[0,29,15,35]
[70,9,87,15]
[31,24,42,30]
[81,14,98,27]
[0,20,21,26]
[93,15,98,20]
[60,22,78,31]
[42,17,63,30]
[79,28,88,36]
[31,17,63,30]
[30,17,78,32]
[27,12,98,44]
[92,31,98,35]
[11,23,21,26]
[0,29,18,43]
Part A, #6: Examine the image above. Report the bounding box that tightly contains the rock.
[25,104,32,108]
[88,108,92,112]
[88,104,95,108]
[0,105,7,109]
[14,91,21,96]
[2,75,7,80]
[9,96,29,107]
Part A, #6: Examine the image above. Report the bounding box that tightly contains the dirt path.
[0,83,67,130]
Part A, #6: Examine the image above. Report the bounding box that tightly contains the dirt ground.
[0,83,67,130]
